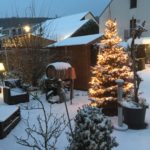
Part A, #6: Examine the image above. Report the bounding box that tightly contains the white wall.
[99,0,150,40]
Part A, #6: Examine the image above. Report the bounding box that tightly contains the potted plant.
[122,75,148,129]
[122,21,148,129]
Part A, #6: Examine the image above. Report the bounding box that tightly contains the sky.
[0,0,110,18]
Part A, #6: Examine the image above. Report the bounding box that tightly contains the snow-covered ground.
[0,65,150,150]
[113,65,150,150]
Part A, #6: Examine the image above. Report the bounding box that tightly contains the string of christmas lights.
[89,19,133,108]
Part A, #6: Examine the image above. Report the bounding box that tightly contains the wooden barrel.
[46,62,72,80]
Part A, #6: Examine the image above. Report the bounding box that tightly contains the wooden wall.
[49,44,97,90]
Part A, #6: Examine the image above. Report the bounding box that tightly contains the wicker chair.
[3,87,29,105]
[3,79,29,105]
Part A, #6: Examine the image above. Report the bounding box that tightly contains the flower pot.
[123,106,147,129]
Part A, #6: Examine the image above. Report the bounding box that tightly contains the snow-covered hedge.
[68,105,118,150]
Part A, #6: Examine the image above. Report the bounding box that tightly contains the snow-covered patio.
[0,65,150,150]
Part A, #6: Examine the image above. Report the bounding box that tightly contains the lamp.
[23,25,31,47]
[23,25,31,33]
[0,63,5,86]
[0,63,5,72]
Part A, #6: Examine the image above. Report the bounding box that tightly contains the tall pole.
[58,80,74,138]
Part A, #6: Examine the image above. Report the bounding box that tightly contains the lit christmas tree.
[89,19,133,114]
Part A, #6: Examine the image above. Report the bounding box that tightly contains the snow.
[0,104,19,121]
[46,62,71,70]
[34,11,91,41]
[121,100,142,109]
[47,34,103,47]
[127,37,150,47]
[10,88,26,96]
[0,65,150,149]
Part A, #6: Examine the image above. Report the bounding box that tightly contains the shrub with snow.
[68,105,118,150]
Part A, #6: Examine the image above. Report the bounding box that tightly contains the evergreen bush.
[68,105,118,150]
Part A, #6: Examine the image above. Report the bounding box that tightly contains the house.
[47,33,103,90]
[99,0,150,40]
[34,11,99,41]
[0,17,49,38]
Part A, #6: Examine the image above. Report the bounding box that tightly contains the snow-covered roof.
[47,62,71,70]
[47,34,103,47]
[127,37,150,47]
[34,11,94,41]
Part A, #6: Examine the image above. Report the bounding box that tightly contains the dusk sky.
[0,0,110,18]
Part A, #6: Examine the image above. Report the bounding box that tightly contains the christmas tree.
[89,19,133,113]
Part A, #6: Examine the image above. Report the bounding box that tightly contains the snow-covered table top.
[0,104,19,122]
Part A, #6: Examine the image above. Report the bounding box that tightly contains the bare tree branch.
[15,93,67,150]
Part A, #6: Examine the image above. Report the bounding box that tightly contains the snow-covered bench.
[0,105,20,139]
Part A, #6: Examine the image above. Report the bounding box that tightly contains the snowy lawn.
[0,65,150,150]
[113,65,150,150]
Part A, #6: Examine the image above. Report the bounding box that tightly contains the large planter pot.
[123,106,147,129]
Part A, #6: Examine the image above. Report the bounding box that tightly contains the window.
[130,18,136,36]
[130,18,136,29]
[130,0,137,9]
